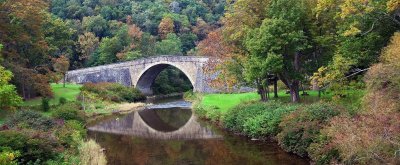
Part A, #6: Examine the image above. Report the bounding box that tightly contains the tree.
[222,0,271,47]
[77,32,100,65]
[43,14,76,58]
[158,16,175,39]
[197,29,242,92]
[0,0,54,99]
[312,0,400,96]
[221,0,310,102]
[242,54,283,101]
[82,15,108,38]
[52,55,70,88]
[192,18,211,40]
[179,32,197,54]
[97,37,124,64]
[155,33,182,55]
[0,44,22,109]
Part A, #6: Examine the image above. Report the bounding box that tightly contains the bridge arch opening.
[135,64,194,95]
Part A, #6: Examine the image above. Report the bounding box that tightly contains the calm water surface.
[88,99,309,165]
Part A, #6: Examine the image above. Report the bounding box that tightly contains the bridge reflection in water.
[88,101,309,165]
[88,102,222,140]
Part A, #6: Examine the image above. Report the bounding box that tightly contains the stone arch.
[134,62,196,95]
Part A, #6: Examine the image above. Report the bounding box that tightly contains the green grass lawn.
[200,90,333,113]
[23,83,82,106]
[201,92,259,113]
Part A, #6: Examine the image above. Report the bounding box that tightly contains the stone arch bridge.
[66,56,214,95]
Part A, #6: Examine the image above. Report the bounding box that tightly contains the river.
[87,98,309,165]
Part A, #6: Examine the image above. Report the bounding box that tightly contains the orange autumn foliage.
[197,30,242,92]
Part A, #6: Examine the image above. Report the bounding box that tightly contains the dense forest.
[0,0,224,98]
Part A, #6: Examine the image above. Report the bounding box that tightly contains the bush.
[223,101,297,138]
[52,102,85,122]
[243,105,298,138]
[0,130,60,164]
[78,140,107,165]
[55,120,86,149]
[0,150,20,165]
[277,102,340,157]
[309,34,400,164]
[59,97,67,105]
[80,82,146,103]
[193,101,223,122]
[42,97,50,111]
[4,110,54,130]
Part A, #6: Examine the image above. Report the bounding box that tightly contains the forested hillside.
[0,0,225,98]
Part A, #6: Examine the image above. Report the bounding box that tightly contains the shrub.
[52,102,85,122]
[243,105,298,138]
[0,130,60,164]
[0,150,20,165]
[55,120,86,149]
[42,97,50,111]
[80,82,145,103]
[183,91,197,101]
[277,103,341,157]
[309,34,400,164]
[59,97,67,105]
[223,101,297,137]
[79,140,107,165]
[4,110,54,130]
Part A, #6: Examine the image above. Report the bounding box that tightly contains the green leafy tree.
[244,0,310,102]
[0,44,22,109]
[155,33,182,55]
[82,15,108,38]
[43,14,76,58]
[97,37,124,64]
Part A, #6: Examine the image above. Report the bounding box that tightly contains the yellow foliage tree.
[158,17,174,39]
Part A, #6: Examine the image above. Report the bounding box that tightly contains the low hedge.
[277,102,341,157]
[80,82,146,103]
[222,101,298,138]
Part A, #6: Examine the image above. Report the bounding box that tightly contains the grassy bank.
[199,90,333,114]
[23,83,82,106]
[193,90,371,164]
[0,82,146,164]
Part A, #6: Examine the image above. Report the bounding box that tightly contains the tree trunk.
[290,80,300,103]
[22,84,26,100]
[273,77,278,98]
[258,86,268,102]
[63,73,66,88]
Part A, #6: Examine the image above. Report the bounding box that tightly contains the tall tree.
[312,0,400,96]
[52,55,70,88]
[82,15,108,38]
[77,32,100,65]
[155,33,182,55]
[158,16,175,39]
[0,0,54,98]
[0,44,22,109]
[197,30,242,92]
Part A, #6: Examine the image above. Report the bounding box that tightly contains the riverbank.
[0,83,147,164]
[189,91,369,164]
